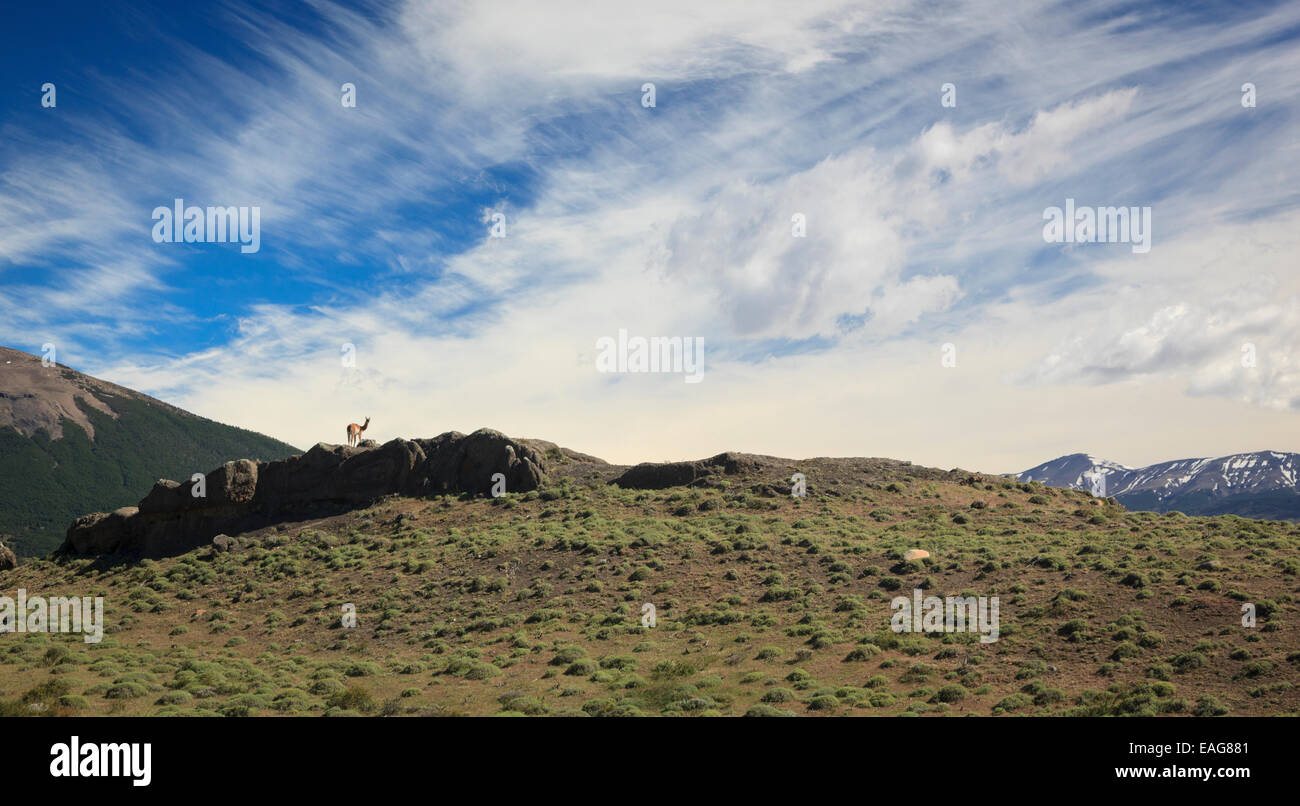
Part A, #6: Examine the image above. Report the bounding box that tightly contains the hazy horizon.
[4,342,1294,477]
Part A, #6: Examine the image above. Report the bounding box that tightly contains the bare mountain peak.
[1,346,301,556]
[0,346,176,440]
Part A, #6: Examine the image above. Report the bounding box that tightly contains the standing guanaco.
[346,417,370,447]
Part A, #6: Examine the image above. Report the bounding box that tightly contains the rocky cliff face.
[62,429,545,558]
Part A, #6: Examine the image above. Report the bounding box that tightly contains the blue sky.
[2,0,1298,470]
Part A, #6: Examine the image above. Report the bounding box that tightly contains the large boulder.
[138,478,195,514]
[65,506,139,555]
[413,428,545,495]
[333,438,426,502]
[614,452,761,490]
[206,459,259,506]
[0,543,16,571]
[459,428,545,493]
[257,443,347,509]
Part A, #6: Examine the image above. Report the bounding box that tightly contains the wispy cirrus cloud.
[2,0,1298,470]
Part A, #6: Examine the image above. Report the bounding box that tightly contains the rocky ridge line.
[62,428,545,558]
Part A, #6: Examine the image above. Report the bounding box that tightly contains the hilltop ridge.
[3,439,1296,718]
[60,428,978,559]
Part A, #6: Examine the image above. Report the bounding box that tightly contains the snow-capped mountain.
[1018,451,1300,522]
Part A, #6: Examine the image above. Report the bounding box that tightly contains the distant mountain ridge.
[0,346,300,557]
[1019,451,1300,522]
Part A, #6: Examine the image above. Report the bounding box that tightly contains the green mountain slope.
[0,349,299,558]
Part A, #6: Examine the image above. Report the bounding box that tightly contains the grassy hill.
[1,457,1297,717]
[0,395,299,558]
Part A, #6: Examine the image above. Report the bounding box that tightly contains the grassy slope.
[0,396,300,558]
[1,464,1298,717]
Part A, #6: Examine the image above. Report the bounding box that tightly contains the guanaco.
[346,417,370,447]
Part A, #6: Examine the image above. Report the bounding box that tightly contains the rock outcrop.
[61,428,545,558]
[612,452,763,490]
[0,543,16,570]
